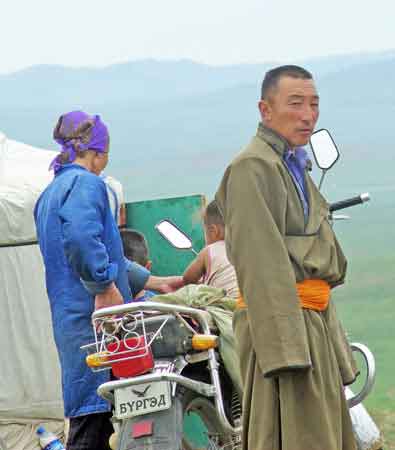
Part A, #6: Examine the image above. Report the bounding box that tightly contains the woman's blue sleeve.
[59,174,118,294]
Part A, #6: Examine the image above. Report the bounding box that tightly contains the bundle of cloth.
[152,284,242,396]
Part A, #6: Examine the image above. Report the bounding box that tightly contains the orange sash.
[236,279,330,311]
[296,279,330,311]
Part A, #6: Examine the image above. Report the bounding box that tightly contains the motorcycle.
[82,129,376,450]
[83,297,241,450]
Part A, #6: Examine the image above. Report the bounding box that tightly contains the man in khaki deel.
[215,65,359,450]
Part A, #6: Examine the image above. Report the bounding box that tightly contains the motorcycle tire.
[181,389,239,450]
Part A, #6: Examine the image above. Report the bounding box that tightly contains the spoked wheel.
[182,391,241,450]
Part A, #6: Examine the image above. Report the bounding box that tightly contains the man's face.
[259,76,319,148]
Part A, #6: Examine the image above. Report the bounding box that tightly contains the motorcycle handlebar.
[329,193,370,212]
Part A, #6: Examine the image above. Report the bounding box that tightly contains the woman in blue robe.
[34,111,129,449]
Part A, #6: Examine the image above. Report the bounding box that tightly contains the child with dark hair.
[182,200,239,298]
[120,229,156,301]
[121,229,151,270]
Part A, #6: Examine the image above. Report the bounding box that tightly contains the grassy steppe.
[331,186,395,448]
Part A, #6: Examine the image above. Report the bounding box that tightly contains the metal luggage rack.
[81,310,172,371]
[87,302,242,436]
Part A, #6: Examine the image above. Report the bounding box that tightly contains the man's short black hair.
[204,200,224,227]
[120,229,149,266]
[261,65,313,100]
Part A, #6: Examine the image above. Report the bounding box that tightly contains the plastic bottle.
[36,426,65,450]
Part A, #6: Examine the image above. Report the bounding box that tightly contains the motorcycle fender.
[117,396,183,450]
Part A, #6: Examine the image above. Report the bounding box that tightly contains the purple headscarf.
[49,111,109,173]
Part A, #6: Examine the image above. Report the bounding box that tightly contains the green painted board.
[125,194,206,276]
[126,194,209,441]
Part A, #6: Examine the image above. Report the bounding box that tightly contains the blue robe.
[34,164,131,417]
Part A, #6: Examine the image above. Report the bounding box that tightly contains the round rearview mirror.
[309,129,340,170]
[155,219,193,250]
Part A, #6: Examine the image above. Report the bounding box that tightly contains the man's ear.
[258,100,272,122]
[145,261,152,271]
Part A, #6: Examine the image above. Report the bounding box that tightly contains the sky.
[1,0,395,73]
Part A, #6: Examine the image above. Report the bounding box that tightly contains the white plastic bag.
[345,387,383,450]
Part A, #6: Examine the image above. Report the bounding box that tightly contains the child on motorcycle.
[182,200,239,299]
[120,228,157,301]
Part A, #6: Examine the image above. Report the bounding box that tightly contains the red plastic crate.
[107,336,154,378]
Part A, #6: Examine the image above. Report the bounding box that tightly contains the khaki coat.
[215,123,358,450]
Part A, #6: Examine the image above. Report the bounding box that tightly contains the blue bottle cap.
[36,426,46,435]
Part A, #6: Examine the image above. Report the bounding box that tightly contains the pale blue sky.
[1,0,394,73]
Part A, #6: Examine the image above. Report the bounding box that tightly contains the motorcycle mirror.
[309,129,340,189]
[309,129,340,170]
[155,219,197,254]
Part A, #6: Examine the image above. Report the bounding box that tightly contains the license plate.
[114,381,171,419]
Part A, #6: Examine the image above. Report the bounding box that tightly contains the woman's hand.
[95,282,124,310]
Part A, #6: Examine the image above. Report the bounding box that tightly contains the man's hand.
[145,275,184,294]
[95,282,124,310]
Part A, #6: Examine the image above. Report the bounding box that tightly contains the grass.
[333,205,395,450]
[337,293,395,449]
[371,410,395,449]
